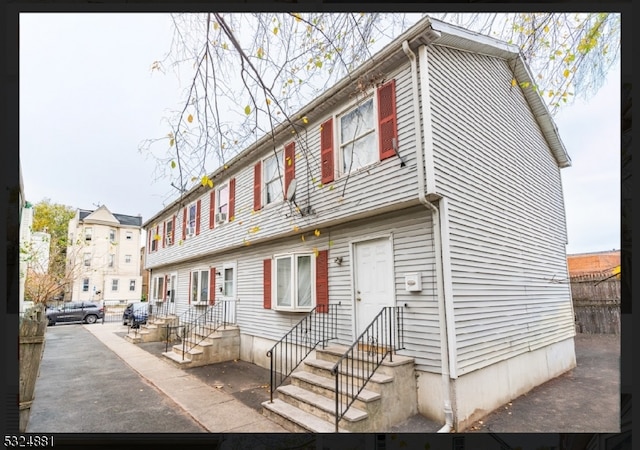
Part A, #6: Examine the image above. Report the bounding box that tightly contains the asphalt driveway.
[26,324,206,433]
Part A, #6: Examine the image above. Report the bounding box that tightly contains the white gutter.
[402,39,454,433]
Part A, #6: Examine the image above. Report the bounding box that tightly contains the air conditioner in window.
[186,226,195,236]
[215,212,227,224]
[166,235,173,245]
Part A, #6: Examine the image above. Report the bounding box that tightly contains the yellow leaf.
[314,229,320,237]
[170,161,176,169]
[244,105,251,115]
[328,240,334,247]
[213,21,219,31]
[313,248,319,257]
[293,13,302,22]
[187,114,193,123]
[257,47,264,59]
[301,235,305,242]
[287,157,292,166]
[563,69,570,78]
[511,79,517,87]
[266,98,272,106]
[273,27,278,35]
[292,225,299,232]
[169,138,175,147]
[222,43,228,50]
[302,116,309,124]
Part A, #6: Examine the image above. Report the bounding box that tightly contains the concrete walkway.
[84,323,288,433]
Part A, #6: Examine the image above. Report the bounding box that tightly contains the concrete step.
[161,351,193,366]
[262,398,349,433]
[304,358,393,385]
[291,371,380,405]
[276,384,368,424]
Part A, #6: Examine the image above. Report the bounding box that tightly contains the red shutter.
[209,268,216,305]
[163,275,168,300]
[162,222,166,248]
[195,200,202,235]
[316,250,329,313]
[377,79,398,161]
[284,141,296,199]
[229,178,236,220]
[320,118,334,184]
[147,228,152,253]
[253,162,262,211]
[182,207,187,240]
[188,272,191,305]
[209,190,216,229]
[171,215,176,244]
[263,259,272,309]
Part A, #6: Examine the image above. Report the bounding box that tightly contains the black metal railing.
[149,300,173,323]
[266,303,340,402]
[331,306,405,432]
[180,301,236,360]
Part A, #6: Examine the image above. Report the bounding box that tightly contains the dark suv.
[122,302,150,328]
[46,302,104,326]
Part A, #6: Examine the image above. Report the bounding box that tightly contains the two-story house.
[143,16,577,432]
[67,205,143,305]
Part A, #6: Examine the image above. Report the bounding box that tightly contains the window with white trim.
[126,231,132,240]
[109,228,116,243]
[108,254,115,268]
[129,280,136,291]
[84,227,92,241]
[125,254,132,263]
[222,263,236,298]
[165,218,174,245]
[112,279,119,291]
[82,278,90,292]
[264,150,283,205]
[216,184,229,224]
[339,97,377,174]
[191,269,209,303]
[188,203,197,233]
[274,253,314,311]
[151,276,164,301]
[83,252,91,267]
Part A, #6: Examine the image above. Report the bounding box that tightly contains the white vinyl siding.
[427,44,574,376]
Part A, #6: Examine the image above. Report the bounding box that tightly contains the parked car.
[46,302,104,326]
[122,302,149,328]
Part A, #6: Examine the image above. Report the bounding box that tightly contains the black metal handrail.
[331,306,405,432]
[148,300,173,323]
[266,303,340,402]
[180,301,236,360]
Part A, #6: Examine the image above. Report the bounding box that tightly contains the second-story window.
[125,254,131,263]
[264,150,283,206]
[216,184,229,224]
[165,218,174,246]
[339,98,376,174]
[108,254,115,268]
[84,227,92,241]
[109,228,116,243]
[83,252,91,267]
[82,278,90,292]
[112,279,119,291]
[126,231,132,240]
[129,280,136,291]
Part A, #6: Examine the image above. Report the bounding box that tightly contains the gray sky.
[19,13,621,255]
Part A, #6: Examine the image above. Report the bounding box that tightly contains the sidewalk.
[85,323,288,433]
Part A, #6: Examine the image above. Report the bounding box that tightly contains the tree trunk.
[19,304,47,432]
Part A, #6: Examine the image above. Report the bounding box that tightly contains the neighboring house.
[29,231,51,274]
[567,250,620,277]
[67,205,143,305]
[143,16,576,431]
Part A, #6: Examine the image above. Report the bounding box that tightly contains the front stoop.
[123,315,179,344]
[262,344,417,433]
[161,326,240,369]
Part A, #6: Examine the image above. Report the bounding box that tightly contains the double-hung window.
[339,97,377,174]
[152,276,164,301]
[83,252,91,267]
[84,227,92,241]
[264,150,283,206]
[274,254,314,311]
[108,254,115,268]
[109,228,116,243]
[222,263,236,298]
[217,184,229,223]
[190,269,209,303]
[129,280,136,291]
[187,203,197,235]
[112,279,119,291]
[82,278,90,292]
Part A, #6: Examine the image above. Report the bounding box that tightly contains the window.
[339,98,377,173]
[223,264,236,297]
[187,203,197,233]
[165,218,174,246]
[151,276,165,301]
[108,254,115,268]
[320,79,397,183]
[274,254,314,310]
[84,252,91,267]
[82,278,89,292]
[264,150,283,205]
[125,254,132,263]
[126,231,132,240]
[190,269,209,303]
[84,227,92,241]
[109,228,116,242]
[129,280,136,291]
[112,279,119,291]
[216,184,229,224]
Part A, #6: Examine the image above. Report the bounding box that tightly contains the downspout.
[402,39,454,433]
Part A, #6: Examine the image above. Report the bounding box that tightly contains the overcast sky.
[19,13,621,256]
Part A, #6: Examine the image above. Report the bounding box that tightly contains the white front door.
[353,236,395,337]
[168,273,177,315]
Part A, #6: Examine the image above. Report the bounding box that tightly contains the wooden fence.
[19,304,47,432]
[570,273,621,334]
